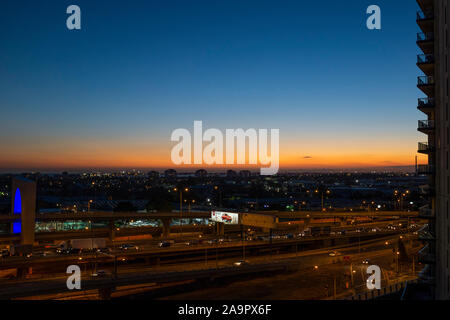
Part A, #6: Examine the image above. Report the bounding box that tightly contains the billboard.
[211,211,239,225]
[240,213,277,229]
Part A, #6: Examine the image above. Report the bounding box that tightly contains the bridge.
[0,210,418,244]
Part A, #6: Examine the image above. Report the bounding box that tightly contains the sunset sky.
[0,0,424,172]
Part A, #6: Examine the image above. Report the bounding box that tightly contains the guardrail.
[347,279,419,300]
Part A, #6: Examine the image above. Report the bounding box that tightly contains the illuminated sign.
[211,211,239,225]
[13,221,21,234]
[13,188,21,233]
[13,188,21,214]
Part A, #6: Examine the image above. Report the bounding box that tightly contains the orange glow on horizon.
[0,137,424,171]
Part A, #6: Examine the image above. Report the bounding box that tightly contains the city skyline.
[0,0,423,171]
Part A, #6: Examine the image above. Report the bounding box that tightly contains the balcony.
[417,54,435,75]
[417,76,435,96]
[417,32,434,54]
[418,142,434,154]
[417,97,435,114]
[418,223,436,241]
[418,264,435,285]
[418,205,435,219]
[417,10,434,33]
[418,119,435,134]
[417,164,435,175]
[416,0,434,13]
[420,185,435,197]
[418,244,435,264]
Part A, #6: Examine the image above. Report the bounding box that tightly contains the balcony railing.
[418,264,435,284]
[418,97,435,108]
[419,205,434,218]
[417,54,435,64]
[418,142,434,152]
[418,119,435,129]
[417,164,435,174]
[420,185,435,197]
[417,10,434,21]
[418,244,435,264]
[418,76,435,85]
[417,32,434,42]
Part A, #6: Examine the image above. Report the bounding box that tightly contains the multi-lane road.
[0,221,422,300]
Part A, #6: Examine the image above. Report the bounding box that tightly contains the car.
[233,260,250,266]
[91,270,110,277]
[120,243,137,250]
[329,251,341,257]
[185,240,199,246]
[158,241,171,248]
[36,251,52,257]
[221,214,232,223]
[362,259,371,264]
[56,248,80,255]
[1,249,10,258]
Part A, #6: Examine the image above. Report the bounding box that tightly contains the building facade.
[417,0,450,299]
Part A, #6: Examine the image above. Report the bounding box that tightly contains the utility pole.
[333,276,337,300]
[180,190,182,233]
[243,229,246,261]
[321,192,324,211]
[350,263,354,287]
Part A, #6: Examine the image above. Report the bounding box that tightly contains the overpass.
[0,210,418,223]
[0,210,418,244]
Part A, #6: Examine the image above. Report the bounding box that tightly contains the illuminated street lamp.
[174,187,189,232]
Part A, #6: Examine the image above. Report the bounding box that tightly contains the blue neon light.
[13,188,21,214]
[12,221,21,234]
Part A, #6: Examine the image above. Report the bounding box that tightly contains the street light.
[317,190,331,211]
[214,185,222,208]
[174,187,189,234]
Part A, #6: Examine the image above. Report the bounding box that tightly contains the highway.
[0,227,421,300]
[0,225,418,273]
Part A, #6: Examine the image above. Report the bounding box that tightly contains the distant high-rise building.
[164,169,177,179]
[416,0,450,299]
[239,170,251,177]
[147,171,160,179]
[195,169,207,178]
[226,170,237,178]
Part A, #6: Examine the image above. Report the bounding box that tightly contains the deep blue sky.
[0,0,423,170]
